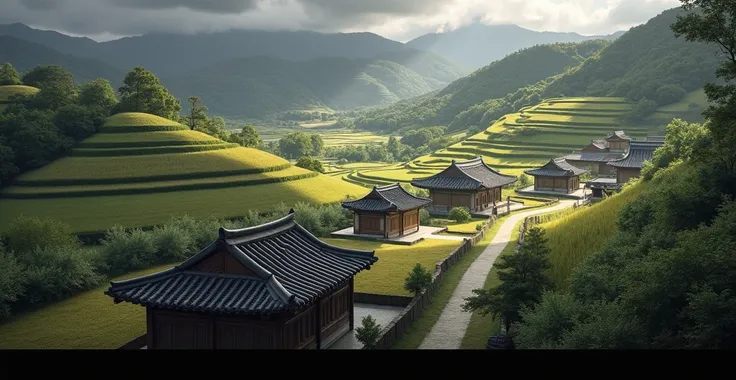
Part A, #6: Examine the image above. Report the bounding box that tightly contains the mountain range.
[407,23,624,69]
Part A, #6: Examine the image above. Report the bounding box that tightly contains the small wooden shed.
[341,183,432,239]
[524,158,588,194]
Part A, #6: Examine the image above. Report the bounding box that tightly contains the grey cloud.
[300,0,443,17]
[608,0,676,25]
[20,0,62,11]
[109,0,261,14]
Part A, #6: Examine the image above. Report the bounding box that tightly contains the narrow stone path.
[418,200,576,349]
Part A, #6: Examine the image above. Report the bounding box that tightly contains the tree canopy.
[0,63,21,86]
[115,67,181,119]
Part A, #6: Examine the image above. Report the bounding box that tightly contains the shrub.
[20,245,103,305]
[153,224,196,262]
[337,158,348,165]
[449,207,472,223]
[404,263,433,296]
[166,215,223,251]
[0,246,25,320]
[516,174,532,189]
[419,209,431,225]
[476,223,484,232]
[355,315,382,349]
[101,227,157,274]
[296,156,325,173]
[5,216,79,254]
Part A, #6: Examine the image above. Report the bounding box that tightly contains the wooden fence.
[368,216,497,349]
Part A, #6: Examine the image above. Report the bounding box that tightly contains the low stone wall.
[368,216,498,349]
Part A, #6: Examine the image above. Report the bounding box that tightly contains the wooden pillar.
[315,298,322,349]
[348,278,355,330]
[146,307,155,349]
[383,214,388,239]
[400,211,404,237]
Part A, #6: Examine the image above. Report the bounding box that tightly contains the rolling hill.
[407,23,623,70]
[0,84,39,111]
[163,55,462,119]
[0,112,367,233]
[0,36,123,84]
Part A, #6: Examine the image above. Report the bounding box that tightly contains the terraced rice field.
[351,97,664,184]
[321,132,390,147]
[0,112,367,233]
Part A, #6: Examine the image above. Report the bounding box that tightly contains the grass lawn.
[0,263,180,349]
[101,112,185,128]
[459,220,522,349]
[390,215,508,349]
[321,238,462,296]
[432,218,488,234]
[0,175,366,233]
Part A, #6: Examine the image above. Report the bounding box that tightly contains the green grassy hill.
[0,112,367,233]
[0,84,39,111]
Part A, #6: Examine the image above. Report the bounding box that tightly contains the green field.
[322,238,462,296]
[346,97,665,187]
[0,263,177,349]
[646,88,708,125]
[0,112,367,233]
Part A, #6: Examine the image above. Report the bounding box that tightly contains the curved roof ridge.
[218,210,295,240]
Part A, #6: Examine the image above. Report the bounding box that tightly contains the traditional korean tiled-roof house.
[411,156,517,213]
[342,183,431,239]
[605,130,632,152]
[524,158,588,194]
[607,140,664,184]
[105,210,377,350]
[559,151,623,175]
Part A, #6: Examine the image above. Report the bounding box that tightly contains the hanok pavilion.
[105,210,378,350]
[341,183,432,239]
[524,158,588,194]
[559,131,632,174]
[411,156,517,213]
[607,140,664,184]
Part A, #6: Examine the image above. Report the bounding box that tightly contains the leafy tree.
[656,84,687,105]
[673,0,736,176]
[228,125,262,148]
[310,134,324,156]
[21,65,77,110]
[2,108,71,169]
[194,115,229,141]
[462,227,554,333]
[516,173,532,189]
[78,79,118,111]
[448,207,472,223]
[0,245,25,320]
[183,96,208,131]
[53,104,105,141]
[5,216,79,254]
[0,140,19,186]
[278,132,314,159]
[115,67,181,119]
[355,315,382,349]
[404,263,433,297]
[419,209,431,225]
[296,156,325,173]
[0,62,21,85]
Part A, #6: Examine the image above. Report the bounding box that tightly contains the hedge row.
[77,140,223,149]
[98,125,190,133]
[12,163,293,186]
[346,172,393,186]
[544,98,629,104]
[69,143,238,157]
[3,172,319,199]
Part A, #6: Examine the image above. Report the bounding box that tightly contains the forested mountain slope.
[354,40,609,133]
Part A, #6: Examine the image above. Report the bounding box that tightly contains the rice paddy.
[540,181,649,289]
[344,97,665,188]
[0,112,367,233]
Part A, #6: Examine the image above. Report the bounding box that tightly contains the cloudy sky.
[1,0,681,42]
